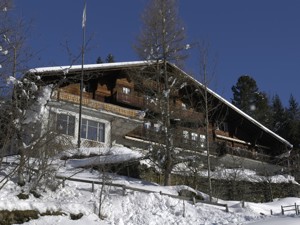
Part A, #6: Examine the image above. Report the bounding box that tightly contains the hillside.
[0,146,300,224]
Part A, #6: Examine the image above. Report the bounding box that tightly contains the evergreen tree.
[231,75,259,117]
[106,53,115,63]
[270,94,287,134]
[254,91,271,127]
[285,94,300,148]
[287,94,300,121]
[96,56,103,64]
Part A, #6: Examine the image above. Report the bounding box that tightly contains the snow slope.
[2,174,300,225]
[1,146,300,224]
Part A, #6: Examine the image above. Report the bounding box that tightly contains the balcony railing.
[116,92,203,122]
[52,91,141,119]
[116,92,144,108]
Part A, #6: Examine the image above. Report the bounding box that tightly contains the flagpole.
[77,0,87,149]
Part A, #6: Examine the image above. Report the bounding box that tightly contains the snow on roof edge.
[28,61,150,74]
[169,62,293,149]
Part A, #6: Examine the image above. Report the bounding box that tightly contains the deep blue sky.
[14,0,300,106]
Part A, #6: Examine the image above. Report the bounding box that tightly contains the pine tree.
[287,94,300,121]
[254,91,271,127]
[270,94,287,134]
[96,57,103,64]
[231,75,259,117]
[106,53,115,63]
[285,94,300,147]
[232,76,273,127]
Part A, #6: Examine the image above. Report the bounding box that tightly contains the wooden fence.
[281,203,299,215]
[56,175,229,212]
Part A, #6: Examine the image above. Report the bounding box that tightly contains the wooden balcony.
[171,105,204,122]
[116,92,144,108]
[116,92,203,122]
[52,90,141,119]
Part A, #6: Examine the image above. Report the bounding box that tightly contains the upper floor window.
[57,113,75,136]
[81,119,105,142]
[199,134,206,148]
[191,132,198,141]
[122,87,131,94]
[183,130,189,138]
[144,121,151,129]
[154,123,161,132]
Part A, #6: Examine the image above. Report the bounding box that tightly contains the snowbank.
[64,145,143,168]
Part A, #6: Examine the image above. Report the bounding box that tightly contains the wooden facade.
[28,61,293,170]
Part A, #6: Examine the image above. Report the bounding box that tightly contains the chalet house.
[26,61,293,173]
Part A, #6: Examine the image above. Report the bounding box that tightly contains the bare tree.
[135,0,188,186]
[0,1,75,192]
[1,77,73,189]
[187,41,224,202]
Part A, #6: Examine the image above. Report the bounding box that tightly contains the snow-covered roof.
[28,61,293,149]
[28,61,150,74]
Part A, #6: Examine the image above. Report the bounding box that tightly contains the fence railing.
[52,91,141,119]
[56,175,229,212]
[281,203,299,215]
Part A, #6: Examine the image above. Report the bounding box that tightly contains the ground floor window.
[81,118,105,142]
[56,113,75,136]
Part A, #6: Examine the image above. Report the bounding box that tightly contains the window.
[57,113,75,136]
[122,87,131,94]
[191,132,198,141]
[199,134,206,148]
[154,123,161,132]
[144,121,151,129]
[183,130,189,143]
[81,119,105,142]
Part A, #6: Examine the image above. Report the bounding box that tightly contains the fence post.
[192,197,196,205]
[241,201,245,208]
[281,206,284,215]
[225,204,229,213]
[295,203,297,215]
[270,209,273,215]
[92,182,94,192]
[122,186,126,196]
[62,178,65,188]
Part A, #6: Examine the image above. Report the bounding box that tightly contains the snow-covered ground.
[1,146,300,225]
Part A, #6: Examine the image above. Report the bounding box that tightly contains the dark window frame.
[56,113,75,136]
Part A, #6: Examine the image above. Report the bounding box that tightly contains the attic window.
[122,87,131,94]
